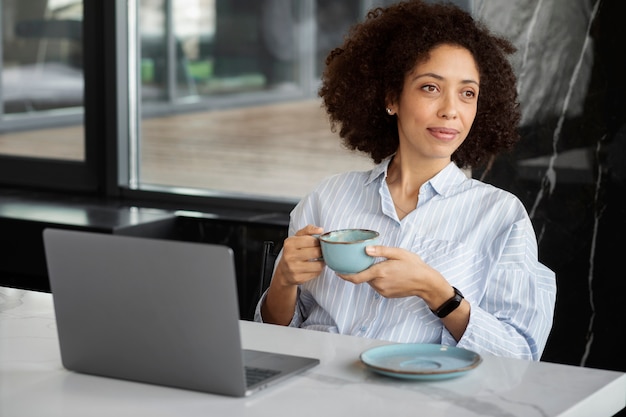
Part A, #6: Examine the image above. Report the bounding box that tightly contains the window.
[0,0,101,192]
[0,0,386,201]
[1,0,83,137]
[130,0,373,201]
[1,0,84,161]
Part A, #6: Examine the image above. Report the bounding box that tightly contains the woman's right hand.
[261,225,324,325]
[274,224,325,287]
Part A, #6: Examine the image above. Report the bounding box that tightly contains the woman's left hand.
[337,245,447,302]
[339,245,470,341]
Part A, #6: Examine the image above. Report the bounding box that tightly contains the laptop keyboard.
[245,366,281,386]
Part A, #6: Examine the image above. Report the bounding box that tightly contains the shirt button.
[360,326,367,333]
[374,293,381,300]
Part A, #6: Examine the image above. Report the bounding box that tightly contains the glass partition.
[133,0,374,200]
[0,0,84,161]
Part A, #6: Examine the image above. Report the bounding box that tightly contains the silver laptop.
[43,228,319,397]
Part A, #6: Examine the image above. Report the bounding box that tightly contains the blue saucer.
[360,343,482,380]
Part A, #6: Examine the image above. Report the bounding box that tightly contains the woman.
[255,0,556,361]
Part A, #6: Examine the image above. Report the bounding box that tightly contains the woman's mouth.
[428,127,459,141]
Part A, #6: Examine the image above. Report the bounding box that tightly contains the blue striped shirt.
[256,158,556,360]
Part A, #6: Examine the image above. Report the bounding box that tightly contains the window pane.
[135,0,373,200]
[139,0,167,101]
[315,0,362,78]
[0,0,84,161]
[140,0,301,101]
[139,100,373,198]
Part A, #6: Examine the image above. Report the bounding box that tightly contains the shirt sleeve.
[253,192,321,326]
[444,218,557,360]
[253,281,305,328]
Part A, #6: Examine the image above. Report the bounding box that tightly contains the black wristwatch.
[431,287,464,318]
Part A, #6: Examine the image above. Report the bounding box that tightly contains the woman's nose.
[437,95,458,119]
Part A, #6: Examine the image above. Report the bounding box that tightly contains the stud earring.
[386,108,393,115]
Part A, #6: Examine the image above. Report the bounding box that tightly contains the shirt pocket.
[409,235,488,296]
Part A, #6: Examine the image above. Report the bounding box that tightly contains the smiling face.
[389,44,480,169]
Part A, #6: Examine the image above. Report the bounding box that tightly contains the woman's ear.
[385,93,397,115]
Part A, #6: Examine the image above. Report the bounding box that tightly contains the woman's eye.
[421,84,438,93]
[462,90,476,99]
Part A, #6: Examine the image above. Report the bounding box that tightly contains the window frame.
[117,0,302,214]
[4,1,405,216]
[0,0,296,215]
[0,0,107,193]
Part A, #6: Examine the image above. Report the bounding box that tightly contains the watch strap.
[431,286,464,318]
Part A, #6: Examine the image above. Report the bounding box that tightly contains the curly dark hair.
[318,0,521,168]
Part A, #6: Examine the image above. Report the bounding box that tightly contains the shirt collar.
[366,157,469,197]
[428,162,469,197]
[365,157,391,185]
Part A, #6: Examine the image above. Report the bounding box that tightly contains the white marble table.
[1,286,625,417]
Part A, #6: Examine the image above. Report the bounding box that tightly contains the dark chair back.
[259,241,278,300]
[247,240,280,319]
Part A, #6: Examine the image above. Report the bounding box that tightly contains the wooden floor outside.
[0,99,373,200]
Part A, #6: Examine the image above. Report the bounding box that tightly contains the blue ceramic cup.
[318,229,380,274]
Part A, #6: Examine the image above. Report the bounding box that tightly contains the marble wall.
[471,0,625,373]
